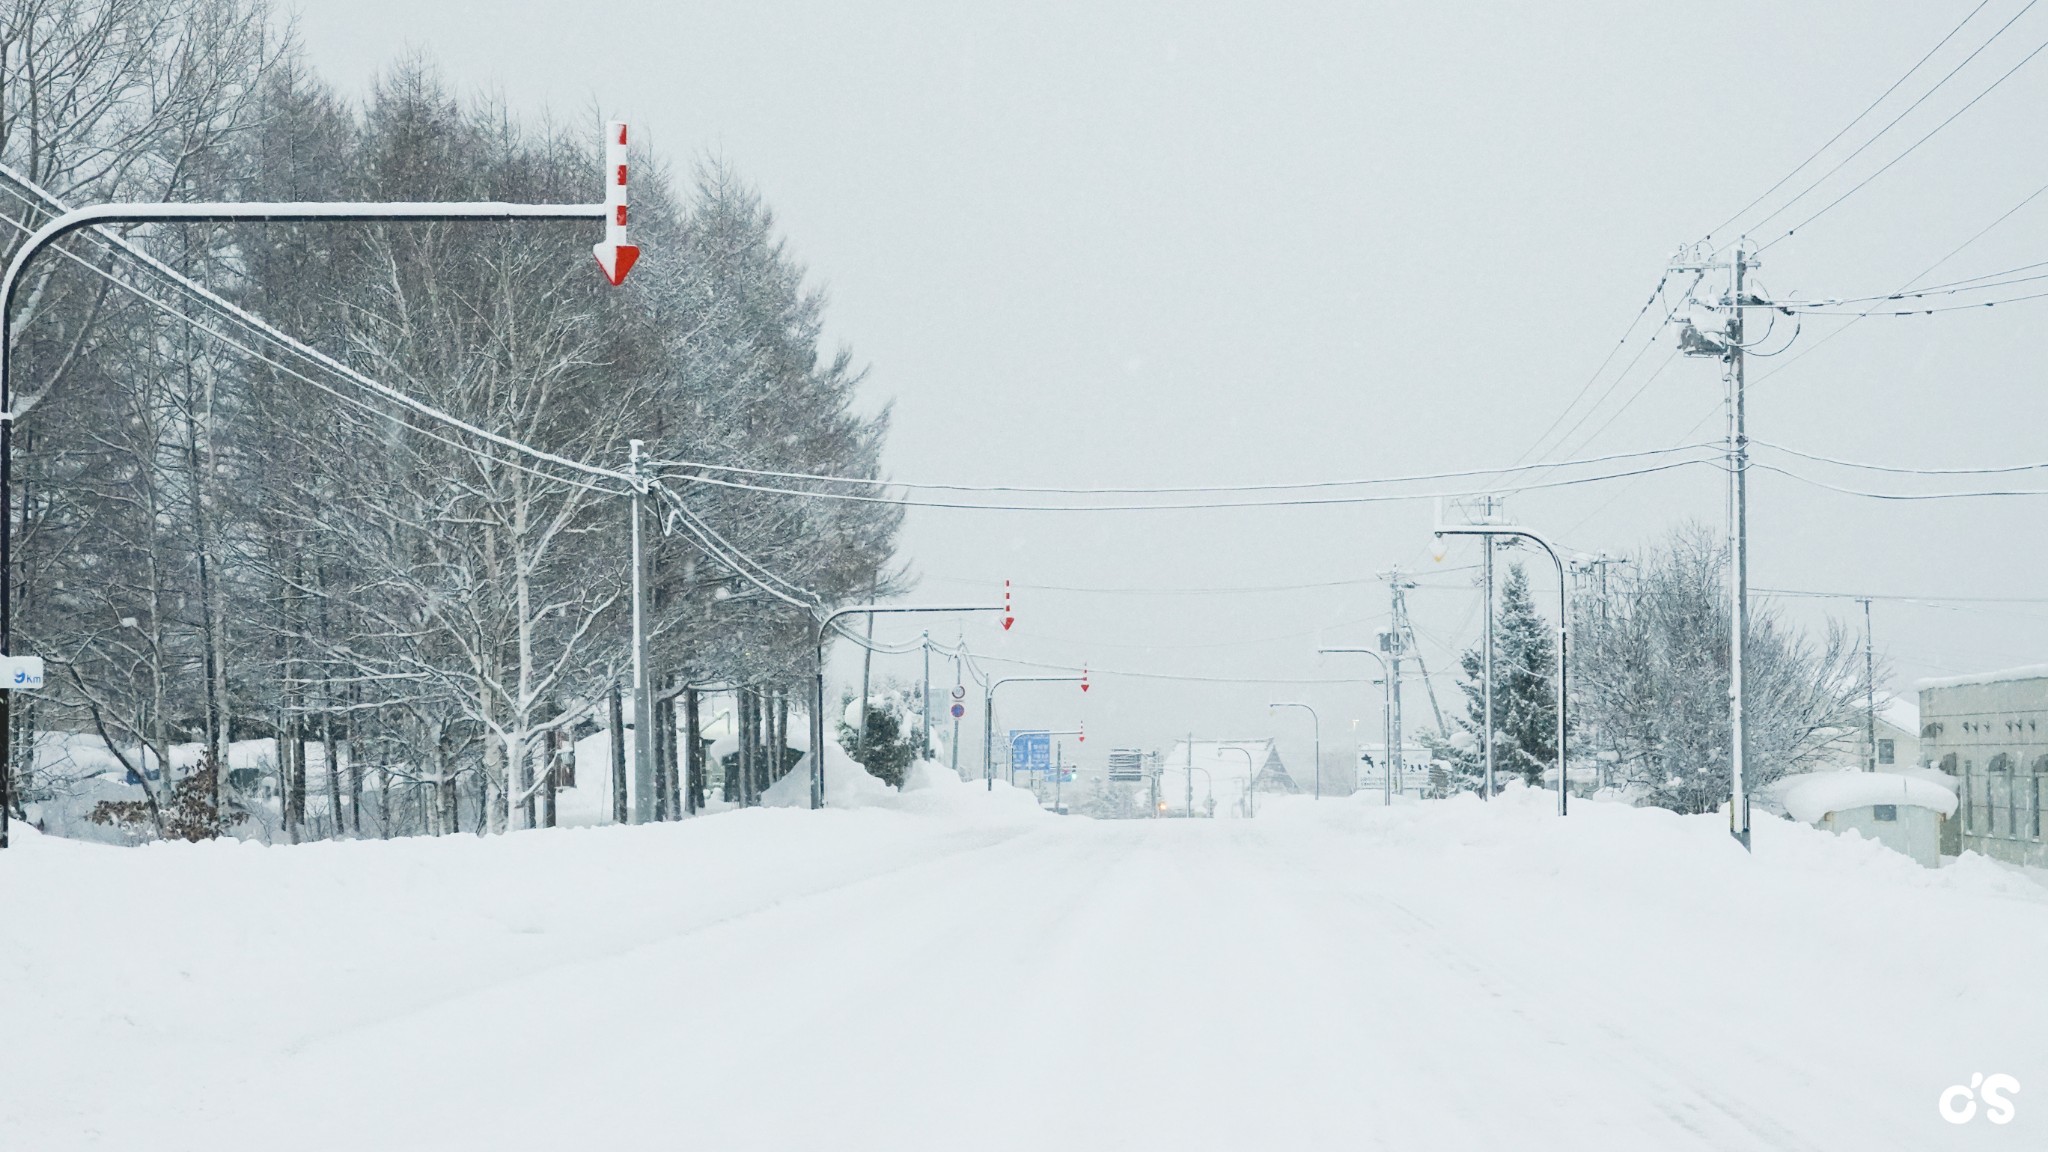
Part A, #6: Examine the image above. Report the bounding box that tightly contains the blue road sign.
[1008,730,1052,772]
[950,702,965,718]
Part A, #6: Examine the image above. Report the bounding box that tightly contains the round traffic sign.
[950,702,966,718]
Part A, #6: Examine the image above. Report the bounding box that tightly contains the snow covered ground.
[5,779,2045,1150]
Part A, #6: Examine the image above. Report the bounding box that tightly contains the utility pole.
[627,440,655,824]
[1862,597,1876,772]
[1481,501,1498,802]
[1675,240,1754,849]
[1378,569,1414,795]
[1728,244,1752,848]
[920,631,932,758]
[854,574,877,763]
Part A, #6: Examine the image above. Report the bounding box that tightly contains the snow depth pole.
[1321,647,1392,806]
[0,130,637,849]
[811,603,1006,808]
[1269,701,1320,800]
[1432,518,1571,815]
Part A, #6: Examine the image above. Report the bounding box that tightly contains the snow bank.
[8,761,2048,1150]
[762,740,896,808]
[1774,770,1957,824]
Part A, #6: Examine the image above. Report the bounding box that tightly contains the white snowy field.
[4,779,2045,1151]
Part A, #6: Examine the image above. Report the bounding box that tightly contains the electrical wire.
[1703,0,1996,241]
[1754,439,2048,476]
[1758,13,2048,250]
[643,441,1716,497]
[1757,587,2048,604]
[1754,461,2048,499]
[655,455,1726,513]
[1768,285,2048,315]
[0,204,625,497]
[0,164,634,487]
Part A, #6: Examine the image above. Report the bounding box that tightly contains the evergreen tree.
[1429,561,1560,791]
[838,704,918,788]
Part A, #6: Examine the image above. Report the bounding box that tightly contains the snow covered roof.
[1878,697,1919,735]
[1778,771,1958,824]
[1917,664,2048,691]
[1161,739,1291,793]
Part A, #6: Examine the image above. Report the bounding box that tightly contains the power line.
[918,565,1478,596]
[644,441,1716,497]
[654,455,1726,513]
[1758,587,2048,604]
[0,204,624,497]
[1755,461,2048,499]
[1754,439,2048,476]
[1758,12,2048,249]
[1704,0,1996,240]
[0,165,634,488]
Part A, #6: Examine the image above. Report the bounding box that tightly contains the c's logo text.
[1940,1073,2020,1125]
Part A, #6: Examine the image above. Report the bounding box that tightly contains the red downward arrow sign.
[594,243,640,286]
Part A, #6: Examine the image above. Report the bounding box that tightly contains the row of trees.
[2,0,899,841]
[1430,525,1871,812]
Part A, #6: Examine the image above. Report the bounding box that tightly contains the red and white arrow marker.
[594,121,640,286]
[1077,720,1085,744]
[1001,580,1014,631]
[1080,665,1089,692]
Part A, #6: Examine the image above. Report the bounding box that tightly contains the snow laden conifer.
[1427,560,1561,793]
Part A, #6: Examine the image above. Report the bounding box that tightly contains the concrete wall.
[1819,804,1942,868]
[1919,675,2048,864]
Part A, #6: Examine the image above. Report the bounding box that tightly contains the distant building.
[1823,697,1921,772]
[1917,666,2048,866]
[1161,739,1296,817]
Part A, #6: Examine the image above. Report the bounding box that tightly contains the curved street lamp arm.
[1433,523,1571,815]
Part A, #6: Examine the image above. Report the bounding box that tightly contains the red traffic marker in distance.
[1001,579,1014,631]
[594,121,640,286]
[1080,665,1089,692]
[1078,721,1086,744]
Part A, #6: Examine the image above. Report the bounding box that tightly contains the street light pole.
[981,674,1085,791]
[1268,702,1321,799]
[811,604,1004,809]
[0,188,630,850]
[1216,744,1257,818]
[1434,522,1571,816]
[1320,647,1392,806]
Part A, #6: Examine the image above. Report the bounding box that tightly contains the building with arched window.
[1918,666,2048,865]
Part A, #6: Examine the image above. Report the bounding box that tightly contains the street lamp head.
[1429,535,1450,563]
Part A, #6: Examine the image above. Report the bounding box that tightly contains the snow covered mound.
[759,745,1044,819]
[761,740,896,808]
[1777,770,1958,824]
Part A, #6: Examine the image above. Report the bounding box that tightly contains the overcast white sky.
[287,1,2048,774]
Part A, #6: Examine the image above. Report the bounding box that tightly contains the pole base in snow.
[1730,828,1752,852]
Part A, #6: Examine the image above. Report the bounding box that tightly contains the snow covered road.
[7,785,2046,1150]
